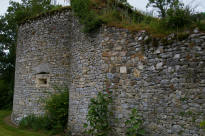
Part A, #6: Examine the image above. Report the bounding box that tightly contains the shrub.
[164,7,193,28]
[45,87,69,133]
[71,0,103,32]
[19,87,69,134]
[125,108,145,136]
[84,92,112,136]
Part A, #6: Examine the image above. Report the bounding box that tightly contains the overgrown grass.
[19,0,205,37]
[0,110,49,136]
[19,115,52,132]
[71,0,205,37]
[19,0,205,36]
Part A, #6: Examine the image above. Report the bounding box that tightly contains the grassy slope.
[0,110,49,136]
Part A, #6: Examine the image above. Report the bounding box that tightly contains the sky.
[0,0,204,16]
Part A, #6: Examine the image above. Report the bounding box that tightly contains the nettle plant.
[84,92,112,136]
[125,108,145,136]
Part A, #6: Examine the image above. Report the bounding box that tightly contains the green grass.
[0,110,49,136]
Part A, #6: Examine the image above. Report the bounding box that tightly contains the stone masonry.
[12,9,205,136]
[12,10,71,123]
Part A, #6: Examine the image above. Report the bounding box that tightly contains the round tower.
[12,9,71,123]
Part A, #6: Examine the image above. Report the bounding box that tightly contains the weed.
[125,108,145,136]
[84,92,112,136]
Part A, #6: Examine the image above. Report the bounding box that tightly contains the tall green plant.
[45,87,69,130]
[125,108,145,136]
[84,92,112,136]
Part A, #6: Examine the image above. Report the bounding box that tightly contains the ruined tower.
[12,8,205,136]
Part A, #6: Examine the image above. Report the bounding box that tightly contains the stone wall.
[12,10,71,123]
[68,17,105,134]
[13,9,205,136]
[98,27,205,136]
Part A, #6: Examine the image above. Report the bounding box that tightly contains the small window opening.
[36,73,50,87]
[38,78,47,85]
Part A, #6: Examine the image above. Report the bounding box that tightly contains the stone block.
[120,66,127,73]
[133,68,140,77]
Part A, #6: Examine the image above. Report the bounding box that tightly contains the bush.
[164,7,193,28]
[81,11,103,33]
[84,92,112,136]
[19,87,69,134]
[71,0,103,32]
[125,108,145,136]
[45,87,69,132]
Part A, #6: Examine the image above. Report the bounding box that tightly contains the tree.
[146,0,183,18]
[0,0,60,109]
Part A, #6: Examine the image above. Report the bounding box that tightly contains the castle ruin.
[12,9,205,136]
